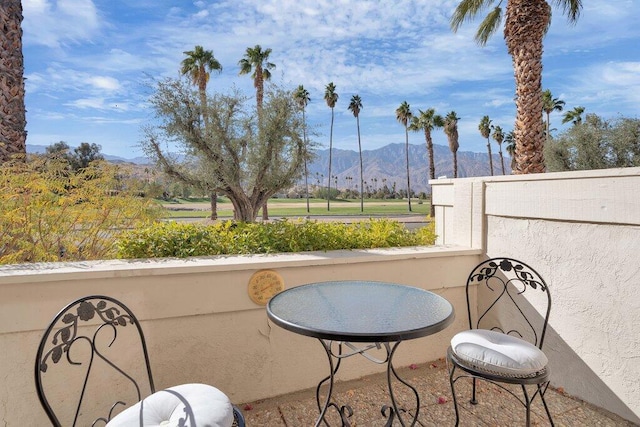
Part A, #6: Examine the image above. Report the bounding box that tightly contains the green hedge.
[116,218,436,259]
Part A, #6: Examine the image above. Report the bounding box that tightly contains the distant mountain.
[27,143,509,193]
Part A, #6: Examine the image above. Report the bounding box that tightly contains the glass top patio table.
[267,280,455,343]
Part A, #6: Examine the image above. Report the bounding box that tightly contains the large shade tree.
[142,79,309,222]
[396,101,413,212]
[181,45,222,219]
[293,85,311,213]
[348,95,364,212]
[444,111,461,178]
[479,115,494,175]
[324,82,338,211]
[451,0,582,174]
[409,108,443,217]
[0,0,26,163]
[238,45,276,219]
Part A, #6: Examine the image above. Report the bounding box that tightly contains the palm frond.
[451,0,495,32]
[476,6,502,45]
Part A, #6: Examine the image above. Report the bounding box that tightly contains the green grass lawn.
[161,197,431,219]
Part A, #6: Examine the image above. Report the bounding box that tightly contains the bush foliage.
[116,219,436,259]
[0,157,161,264]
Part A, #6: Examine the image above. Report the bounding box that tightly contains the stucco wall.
[431,167,640,424]
[0,246,480,426]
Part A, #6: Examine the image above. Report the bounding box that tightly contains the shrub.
[0,157,161,264]
[116,218,436,259]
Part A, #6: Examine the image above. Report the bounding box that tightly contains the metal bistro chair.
[35,295,245,427]
[447,258,554,426]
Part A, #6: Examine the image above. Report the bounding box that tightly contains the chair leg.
[470,378,478,405]
[448,363,461,427]
[538,383,555,427]
[522,384,532,427]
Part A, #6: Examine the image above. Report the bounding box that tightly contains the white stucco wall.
[431,167,640,424]
[0,246,480,426]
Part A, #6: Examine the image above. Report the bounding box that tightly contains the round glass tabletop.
[267,280,455,342]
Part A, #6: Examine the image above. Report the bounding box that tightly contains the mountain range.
[27,143,509,193]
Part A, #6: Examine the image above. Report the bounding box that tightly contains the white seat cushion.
[451,329,548,377]
[106,383,234,427]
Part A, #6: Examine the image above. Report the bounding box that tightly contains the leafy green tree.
[491,125,506,174]
[142,78,310,222]
[479,115,494,175]
[546,114,640,171]
[238,45,276,220]
[444,111,461,178]
[562,106,585,126]
[409,108,443,217]
[542,89,565,140]
[348,95,364,212]
[396,101,413,212]
[293,85,311,213]
[0,0,26,163]
[324,82,338,211]
[45,141,103,171]
[451,0,582,174]
[181,45,223,219]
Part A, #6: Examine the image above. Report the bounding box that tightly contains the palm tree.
[492,125,506,175]
[451,0,582,174]
[409,108,443,217]
[504,130,516,171]
[0,0,27,163]
[348,95,364,212]
[444,111,461,178]
[542,89,565,141]
[238,45,275,111]
[239,45,276,219]
[479,115,494,175]
[562,106,585,126]
[181,45,222,220]
[324,83,338,211]
[293,85,311,213]
[396,101,413,212]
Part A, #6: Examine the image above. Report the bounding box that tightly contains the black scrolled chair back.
[466,257,551,349]
[35,295,155,427]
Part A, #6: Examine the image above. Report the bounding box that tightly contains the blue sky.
[23,0,640,159]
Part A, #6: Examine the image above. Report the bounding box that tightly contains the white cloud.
[23,0,101,48]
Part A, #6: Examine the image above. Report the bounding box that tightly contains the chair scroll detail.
[35,295,245,427]
[447,258,555,426]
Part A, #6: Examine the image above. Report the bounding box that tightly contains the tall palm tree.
[239,45,275,219]
[479,115,494,175]
[294,85,311,213]
[238,45,275,111]
[444,111,461,178]
[451,0,582,174]
[504,130,516,171]
[542,89,565,141]
[0,0,27,163]
[324,83,338,211]
[409,108,443,217]
[396,101,413,212]
[562,106,585,126]
[492,124,506,175]
[348,95,364,212]
[181,45,222,220]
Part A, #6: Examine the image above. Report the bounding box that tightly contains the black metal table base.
[315,340,420,427]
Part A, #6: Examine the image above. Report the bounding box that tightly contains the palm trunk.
[327,108,334,211]
[453,151,458,178]
[498,143,506,175]
[357,116,364,213]
[404,127,412,212]
[487,139,494,175]
[424,129,436,217]
[0,0,27,163]
[505,0,550,174]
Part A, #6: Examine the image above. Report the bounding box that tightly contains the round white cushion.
[451,329,548,377]
[106,383,234,427]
